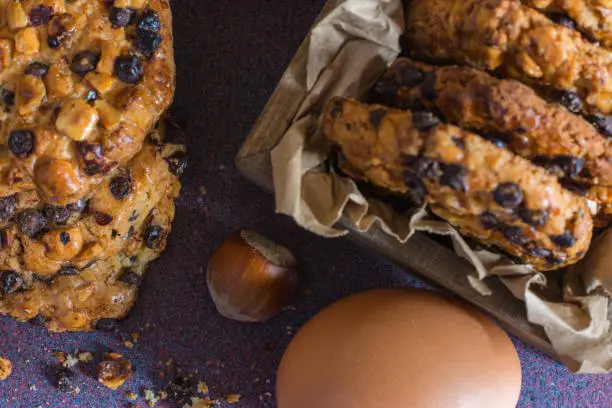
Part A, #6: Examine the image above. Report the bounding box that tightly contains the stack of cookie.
[0,0,180,331]
[323,0,612,271]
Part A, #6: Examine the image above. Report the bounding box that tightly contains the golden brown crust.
[406,0,612,115]
[0,143,181,332]
[377,57,612,225]
[0,0,175,205]
[323,97,593,271]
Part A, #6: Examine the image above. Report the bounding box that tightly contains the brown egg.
[277,289,522,408]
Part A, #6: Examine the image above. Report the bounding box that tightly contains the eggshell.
[276,289,522,408]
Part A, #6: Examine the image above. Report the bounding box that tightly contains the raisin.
[330,99,343,119]
[94,318,120,332]
[398,65,424,87]
[547,13,577,30]
[71,51,99,76]
[76,142,112,176]
[0,88,15,108]
[144,225,167,250]
[118,270,140,286]
[369,109,387,130]
[479,211,500,230]
[59,232,70,245]
[0,195,16,221]
[114,56,143,84]
[518,208,549,227]
[109,7,135,27]
[29,314,47,327]
[166,156,187,176]
[109,176,131,200]
[0,230,7,248]
[503,226,529,245]
[421,71,437,100]
[374,77,399,105]
[412,111,441,131]
[55,368,76,393]
[29,5,53,26]
[404,176,427,207]
[43,205,71,224]
[8,130,35,158]
[557,90,582,113]
[94,211,114,226]
[25,62,49,77]
[440,164,468,192]
[587,115,612,137]
[17,210,47,238]
[404,156,441,178]
[57,265,79,276]
[136,30,161,58]
[137,10,161,32]
[551,232,577,249]
[1,271,24,294]
[493,183,524,209]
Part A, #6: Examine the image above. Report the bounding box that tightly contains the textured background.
[0,1,611,407]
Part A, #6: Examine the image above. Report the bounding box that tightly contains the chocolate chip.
[0,230,8,248]
[547,13,577,30]
[109,176,131,200]
[551,232,577,249]
[17,210,47,238]
[28,314,47,327]
[85,89,99,105]
[137,10,161,32]
[59,232,70,245]
[503,226,529,245]
[369,109,387,130]
[441,164,468,192]
[144,225,167,250]
[518,208,549,227]
[76,142,112,176]
[412,111,441,131]
[526,245,552,259]
[452,137,465,150]
[118,270,140,286]
[71,51,99,76]
[43,205,71,224]
[561,179,588,196]
[404,176,427,207]
[109,7,135,27]
[55,368,76,392]
[482,130,509,148]
[587,115,612,137]
[330,99,343,119]
[114,56,143,84]
[94,211,114,226]
[47,36,61,49]
[493,183,524,208]
[136,30,161,58]
[479,212,500,230]
[29,5,53,26]
[547,253,567,266]
[67,199,88,213]
[533,155,583,178]
[128,211,139,223]
[421,72,437,100]
[166,155,187,176]
[94,318,120,332]
[398,65,424,87]
[8,130,35,158]
[0,88,14,108]
[1,271,24,294]
[404,156,441,178]
[0,195,16,221]
[57,265,79,276]
[374,77,399,105]
[557,90,582,113]
[25,62,49,77]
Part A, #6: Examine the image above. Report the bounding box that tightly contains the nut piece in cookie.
[98,352,132,390]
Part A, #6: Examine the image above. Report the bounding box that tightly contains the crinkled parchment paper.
[270,0,612,373]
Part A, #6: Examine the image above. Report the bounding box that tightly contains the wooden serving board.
[235,0,557,358]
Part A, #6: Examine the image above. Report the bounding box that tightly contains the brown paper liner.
[269,0,612,373]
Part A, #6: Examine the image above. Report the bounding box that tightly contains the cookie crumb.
[125,391,138,400]
[226,394,241,403]
[98,352,132,390]
[77,352,93,362]
[197,381,209,395]
[64,354,79,368]
[124,340,135,349]
[0,357,12,380]
[144,389,159,407]
[52,351,67,363]
[183,397,218,408]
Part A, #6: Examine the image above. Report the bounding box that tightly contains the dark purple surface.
[1,1,611,407]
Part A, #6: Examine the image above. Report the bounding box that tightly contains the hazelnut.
[207,230,298,323]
